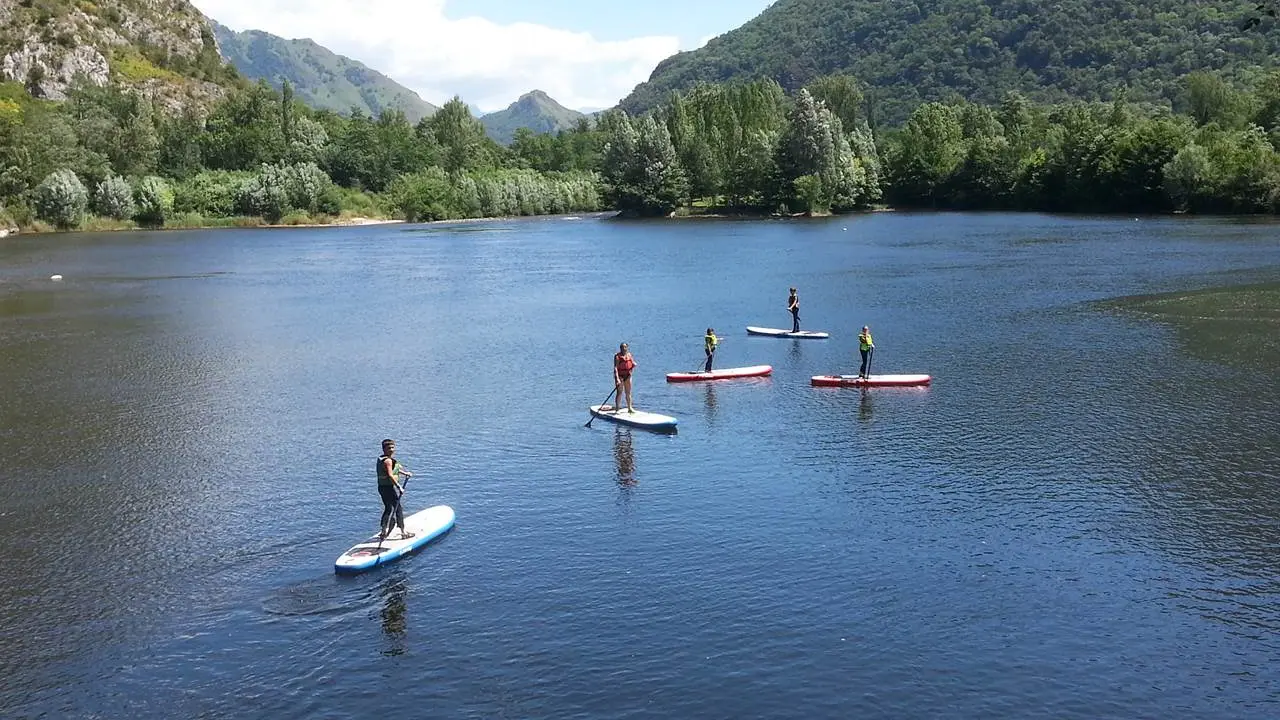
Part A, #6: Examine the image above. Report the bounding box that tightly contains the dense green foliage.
[620,0,1280,125]
[5,56,1280,232]
[212,22,439,124]
[480,91,586,145]
[0,77,603,231]
[597,70,1280,216]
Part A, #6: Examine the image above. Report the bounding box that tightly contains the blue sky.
[195,0,775,113]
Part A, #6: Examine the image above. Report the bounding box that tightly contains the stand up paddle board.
[589,405,678,432]
[666,365,773,382]
[746,326,830,339]
[335,505,455,574]
[811,374,932,387]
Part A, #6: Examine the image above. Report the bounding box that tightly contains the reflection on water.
[380,573,409,657]
[858,389,873,423]
[613,428,636,490]
[703,383,718,420]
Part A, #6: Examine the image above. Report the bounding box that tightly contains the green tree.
[427,97,489,174]
[93,175,135,219]
[33,169,88,229]
[133,176,174,226]
[805,74,864,132]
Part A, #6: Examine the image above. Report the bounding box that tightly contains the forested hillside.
[619,0,1280,124]
[212,22,439,124]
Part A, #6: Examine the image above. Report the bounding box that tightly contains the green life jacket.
[377,454,402,486]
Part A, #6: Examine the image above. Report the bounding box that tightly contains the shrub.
[237,162,334,221]
[237,174,288,222]
[93,175,135,219]
[133,176,174,226]
[174,170,254,217]
[33,169,88,230]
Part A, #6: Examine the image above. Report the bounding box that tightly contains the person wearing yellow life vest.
[703,327,718,372]
[858,326,875,379]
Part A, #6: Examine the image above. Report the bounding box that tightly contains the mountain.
[619,0,1280,124]
[0,0,235,109]
[211,21,438,123]
[479,90,585,144]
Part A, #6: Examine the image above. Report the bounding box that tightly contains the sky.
[191,0,775,113]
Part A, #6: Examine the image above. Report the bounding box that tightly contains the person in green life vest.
[704,327,719,372]
[858,325,875,379]
[377,439,414,540]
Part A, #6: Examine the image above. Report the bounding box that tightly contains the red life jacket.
[615,353,635,372]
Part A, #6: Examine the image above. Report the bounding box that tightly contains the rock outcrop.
[0,0,228,106]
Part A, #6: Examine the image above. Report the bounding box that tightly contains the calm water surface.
[1,213,1278,718]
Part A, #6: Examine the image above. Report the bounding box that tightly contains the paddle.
[585,386,618,428]
[865,346,875,378]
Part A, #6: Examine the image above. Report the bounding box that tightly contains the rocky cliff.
[0,0,233,110]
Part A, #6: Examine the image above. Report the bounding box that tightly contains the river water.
[1,212,1278,718]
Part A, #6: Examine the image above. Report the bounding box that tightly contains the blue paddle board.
[334,505,455,574]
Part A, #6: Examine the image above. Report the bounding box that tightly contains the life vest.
[377,454,402,486]
[705,333,718,352]
[859,331,874,351]
[615,353,635,373]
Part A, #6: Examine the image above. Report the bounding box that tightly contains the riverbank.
[1,214,404,236]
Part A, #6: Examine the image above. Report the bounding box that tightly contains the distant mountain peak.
[480,90,585,145]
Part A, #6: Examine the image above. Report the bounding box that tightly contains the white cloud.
[191,0,679,113]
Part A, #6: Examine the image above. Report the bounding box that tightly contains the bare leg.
[624,378,634,411]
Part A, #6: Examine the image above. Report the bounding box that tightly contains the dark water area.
[1,212,1278,718]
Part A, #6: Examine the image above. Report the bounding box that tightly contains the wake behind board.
[666,365,773,382]
[746,326,830,339]
[589,405,678,432]
[811,374,932,387]
[334,504,455,574]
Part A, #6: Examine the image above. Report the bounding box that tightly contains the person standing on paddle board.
[704,328,718,372]
[377,439,414,540]
[614,343,636,413]
[787,287,800,332]
[858,326,875,379]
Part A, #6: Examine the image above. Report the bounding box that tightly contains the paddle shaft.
[586,386,618,427]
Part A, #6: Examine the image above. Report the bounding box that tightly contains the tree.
[33,169,88,229]
[427,97,488,174]
[133,176,174,226]
[93,175,135,220]
[805,75,864,132]
[884,102,966,207]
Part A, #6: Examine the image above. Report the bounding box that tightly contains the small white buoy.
[50,274,63,281]
[842,227,848,231]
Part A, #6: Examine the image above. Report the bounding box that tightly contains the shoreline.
[9,206,1280,238]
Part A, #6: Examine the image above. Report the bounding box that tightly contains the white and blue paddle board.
[589,404,678,433]
[746,326,830,339]
[334,504,455,574]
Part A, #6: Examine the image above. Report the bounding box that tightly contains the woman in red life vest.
[613,342,636,413]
